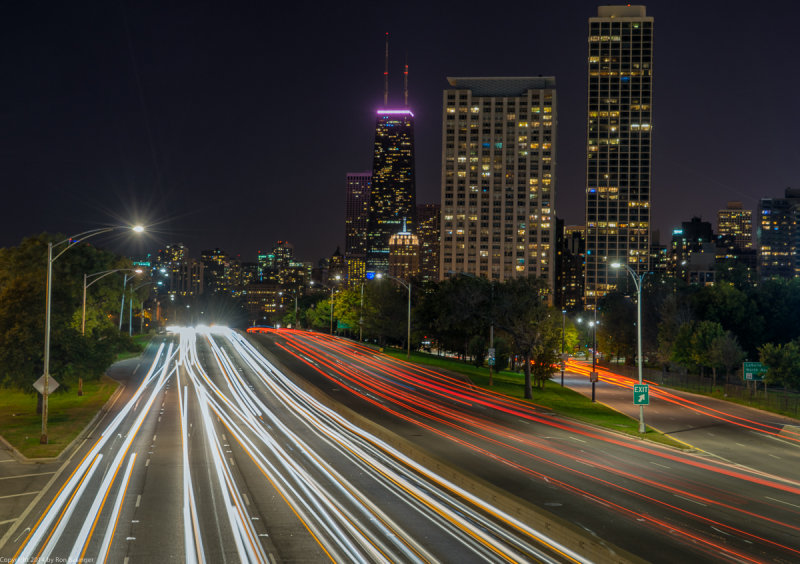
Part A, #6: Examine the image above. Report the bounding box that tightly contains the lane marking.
[674,494,707,507]
[0,472,55,481]
[766,496,800,510]
[135,495,141,508]
[0,491,39,500]
[0,519,18,526]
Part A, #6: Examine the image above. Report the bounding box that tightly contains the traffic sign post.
[742,361,767,381]
[633,384,649,405]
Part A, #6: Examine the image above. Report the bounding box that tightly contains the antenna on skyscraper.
[384,32,389,106]
[404,53,409,107]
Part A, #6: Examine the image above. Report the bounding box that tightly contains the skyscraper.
[439,77,556,287]
[366,109,417,276]
[585,5,653,302]
[345,172,371,284]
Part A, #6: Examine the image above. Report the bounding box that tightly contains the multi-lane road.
[248,328,800,564]
[2,328,591,563]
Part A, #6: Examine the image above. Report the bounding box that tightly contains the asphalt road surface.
[245,328,800,564]
[2,328,585,563]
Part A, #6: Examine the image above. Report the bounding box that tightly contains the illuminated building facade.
[555,221,585,311]
[366,110,417,276]
[416,203,441,283]
[717,201,753,251]
[345,172,371,285]
[585,5,653,302]
[388,223,420,280]
[439,77,557,288]
[758,188,800,279]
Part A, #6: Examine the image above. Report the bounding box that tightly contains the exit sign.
[633,384,649,405]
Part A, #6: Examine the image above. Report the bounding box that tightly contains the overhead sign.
[742,361,767,381]
[33,375,60,395]
[633,384,649,405]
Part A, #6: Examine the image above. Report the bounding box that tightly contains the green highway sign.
[633,384,649,405]
[742,361,767,381]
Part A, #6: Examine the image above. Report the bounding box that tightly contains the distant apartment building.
[555,221,585,311]
[717,202,753,251]
[416,203,441,283]
[159,243,203,296]
[585,5,653,302]
[759,188,800,279]
[669,217,716,285]
[439,76,557,288]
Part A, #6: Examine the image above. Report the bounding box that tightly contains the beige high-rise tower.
[585,5,653,302]
[439,77,557,287]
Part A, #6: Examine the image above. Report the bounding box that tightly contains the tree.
[689,320,725,379]
[759,340,800,392]
[0,233,137,391]
[708,331,745,388]
[494,277,559,398]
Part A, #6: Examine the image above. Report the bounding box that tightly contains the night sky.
[3,1,799,263]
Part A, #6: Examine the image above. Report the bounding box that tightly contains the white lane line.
[0,491,39,500]
[0,459,15,463]
[650,462,671,469]
[0,519,18,526]
[136,494,141,508]
[766,496,800,510]
[674,494,707,507]
[0,472,55,481]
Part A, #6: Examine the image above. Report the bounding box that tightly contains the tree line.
[0,234,145,391]
[286,271,800,395]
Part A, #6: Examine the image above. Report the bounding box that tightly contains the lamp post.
[82,268,143,336]
[129,280,155,335]
[359,281,366,342]
[377,273,411,358]
[41,225,144,444]
[312,275,341,334]
[611,262,646,434]
[589,319,598,402]
[560,309,566,387]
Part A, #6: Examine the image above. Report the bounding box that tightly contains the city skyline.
[3,2,800,262]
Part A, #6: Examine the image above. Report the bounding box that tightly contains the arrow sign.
[633,384,649,405]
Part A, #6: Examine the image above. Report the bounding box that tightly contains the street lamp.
[560,309,566,387]
[130,280,156,335]
[377,273,411,358]
[611,261,646,434]
[82,268,143,335]
[311,275,341,334]
[41,225,144,444]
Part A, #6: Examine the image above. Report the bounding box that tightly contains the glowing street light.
[611,261,646,434]
[82,268,143,335]
[40,225,144,444]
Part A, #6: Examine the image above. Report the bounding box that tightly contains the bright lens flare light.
[132,225,145,233]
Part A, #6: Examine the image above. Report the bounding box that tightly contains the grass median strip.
[0,375,119,459]
[380,348,685,449]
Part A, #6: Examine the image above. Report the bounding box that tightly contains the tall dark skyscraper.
[345,172,372,258]
[366,109,417,276]
[585,5,653,303]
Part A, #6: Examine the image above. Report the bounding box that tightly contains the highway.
[4,328,587,563]
[248,328,800,564]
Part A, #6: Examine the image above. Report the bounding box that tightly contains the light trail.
[261,328,800,564]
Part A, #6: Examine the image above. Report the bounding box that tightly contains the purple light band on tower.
[377,109,414,117]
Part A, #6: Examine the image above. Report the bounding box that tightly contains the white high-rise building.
[585,5,653,302]
[439,77,556,287]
